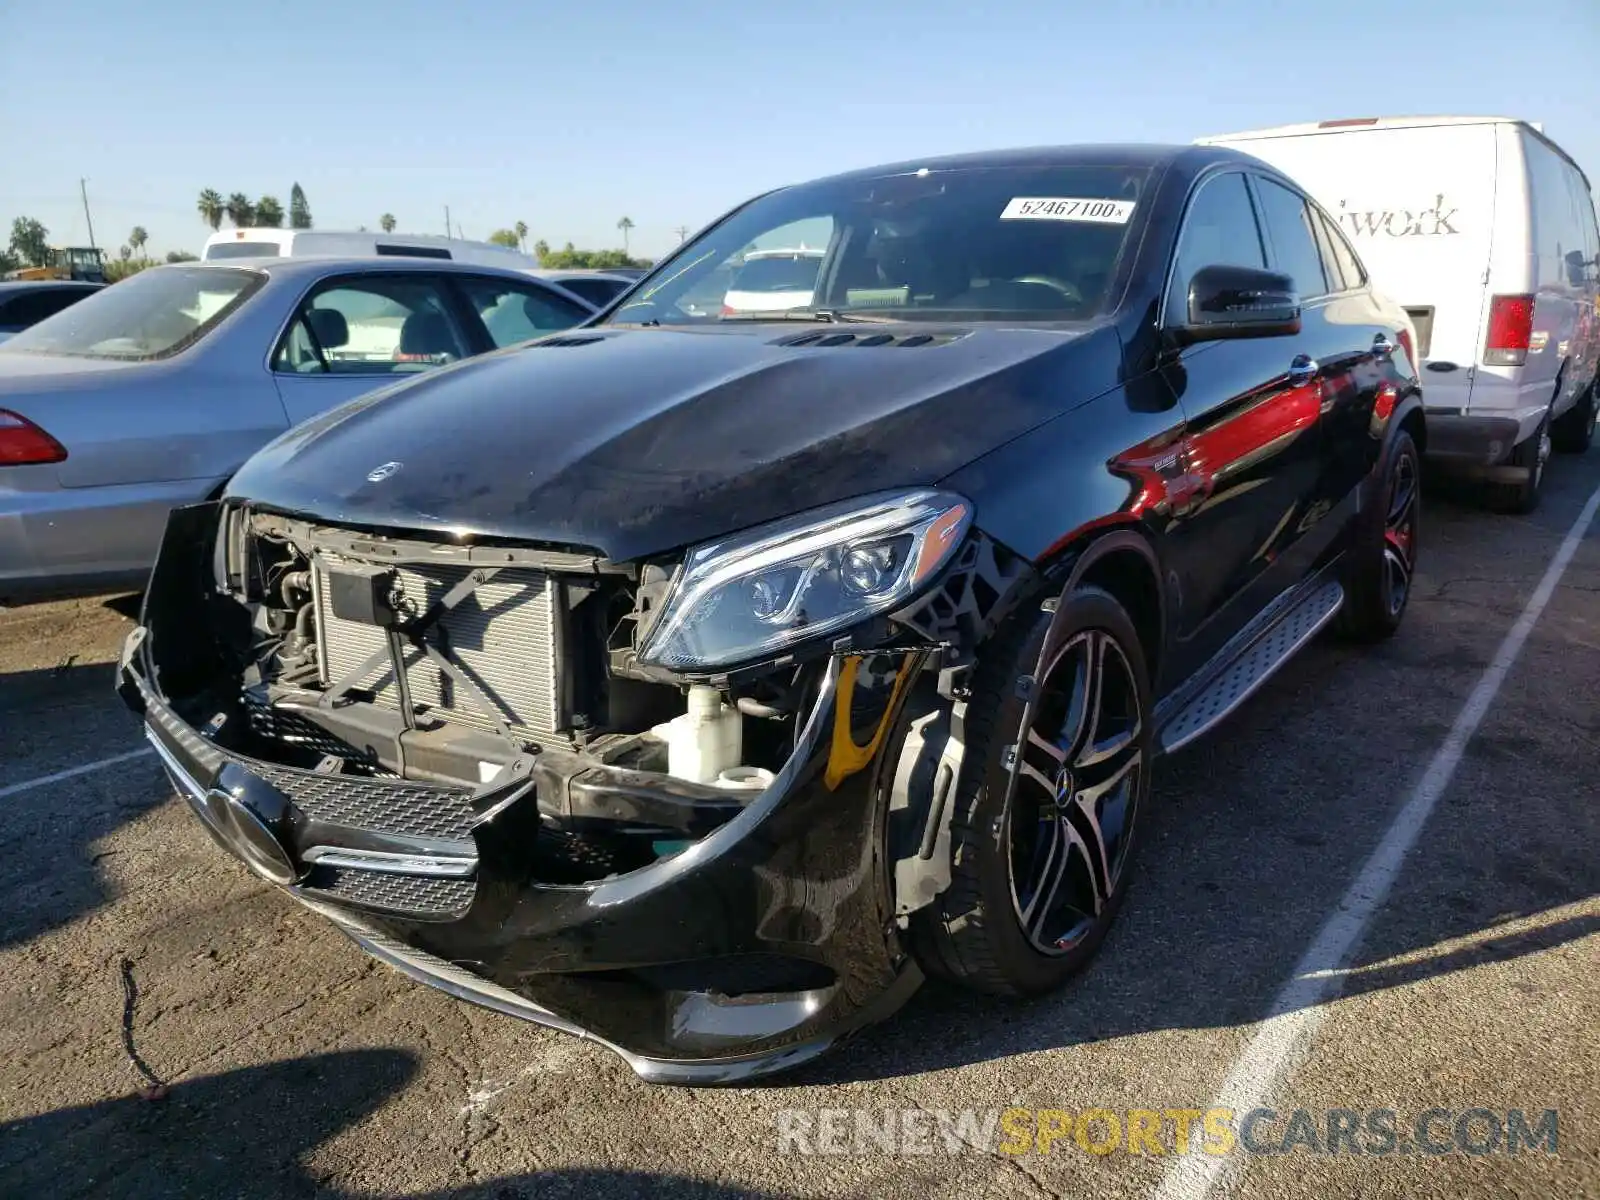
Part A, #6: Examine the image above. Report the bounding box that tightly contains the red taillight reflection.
[1485,294,1535,365]
[0,410,67,466]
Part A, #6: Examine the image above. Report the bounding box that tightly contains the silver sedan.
[0,256,595,604]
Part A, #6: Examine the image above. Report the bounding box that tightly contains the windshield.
[0,266,264,360]
[607,163,1149,326]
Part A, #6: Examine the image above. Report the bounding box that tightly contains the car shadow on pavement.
[0,1049,418,1198]
[0,659,167,952]
[0,1049,781,1200]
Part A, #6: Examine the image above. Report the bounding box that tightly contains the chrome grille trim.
[312,553,561,738]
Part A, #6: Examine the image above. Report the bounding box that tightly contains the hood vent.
[534,335,608,348]
[774,330,967,349]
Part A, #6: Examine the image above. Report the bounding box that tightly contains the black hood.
[230,324,1118,561]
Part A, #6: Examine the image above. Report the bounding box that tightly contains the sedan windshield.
[0,266,264,360]
[608,163,1150,326]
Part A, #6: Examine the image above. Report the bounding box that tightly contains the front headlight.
[638,489,973,671]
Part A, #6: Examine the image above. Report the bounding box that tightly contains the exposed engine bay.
[144,504,1032,892]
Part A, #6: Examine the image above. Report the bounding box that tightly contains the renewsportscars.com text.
[774,1106,1560,1158]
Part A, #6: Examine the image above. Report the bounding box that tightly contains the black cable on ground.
[119,957,168,1101]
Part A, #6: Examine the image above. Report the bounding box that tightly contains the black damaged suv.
[121,144,1422,1083]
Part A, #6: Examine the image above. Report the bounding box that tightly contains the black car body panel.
[228,322,1120,562]
[124,143,1423,1083]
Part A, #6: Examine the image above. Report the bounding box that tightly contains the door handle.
[1371,334,1395,359]
[1287,355,1318,385]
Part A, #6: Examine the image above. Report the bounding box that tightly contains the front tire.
[909,584,1152,997]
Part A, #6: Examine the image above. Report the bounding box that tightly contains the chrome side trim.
[300,846,478,877]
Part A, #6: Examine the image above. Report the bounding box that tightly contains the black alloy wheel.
[1007,629,1143,956]
[1338,428,1420,642]
[909,584,1153,997]
[1381,444,1419,619]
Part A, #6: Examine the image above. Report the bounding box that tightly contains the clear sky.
[3,0,1597,261]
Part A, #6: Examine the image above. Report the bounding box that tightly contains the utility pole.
[79,178,97,250]
[674,225,689,242]
[444,205,452,239]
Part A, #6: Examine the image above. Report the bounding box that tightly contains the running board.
[1157,580,1344,755]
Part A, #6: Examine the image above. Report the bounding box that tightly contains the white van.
[1200,117,1600,511]
[201,229,538,273]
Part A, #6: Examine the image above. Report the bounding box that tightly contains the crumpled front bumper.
[120,607,927,1085]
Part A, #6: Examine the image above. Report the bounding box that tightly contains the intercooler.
[311,553,563,738]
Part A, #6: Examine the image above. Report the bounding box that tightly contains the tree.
[129,226,148,258]
[616,216,635,253]
[289,183,312,229]
[0,249,17,274]
[165,250,199,263]
[533,239,550,263]
[487,229,521,248]
[119,245,132,262]
[225,193,255,227]
[198,189,224,231]
[514,221,528,253]
[9,217,49,267]
[380,213,396,233]
[255,196,285,227]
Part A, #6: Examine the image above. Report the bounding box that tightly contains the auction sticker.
[1000,197,1135,224]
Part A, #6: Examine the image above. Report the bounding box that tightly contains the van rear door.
[1212,122,1499,406]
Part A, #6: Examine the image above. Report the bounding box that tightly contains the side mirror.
[1564,249,1589,288]
[1172,264,1301,345]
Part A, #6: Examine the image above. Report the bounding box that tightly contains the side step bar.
[1157,580,1345,755]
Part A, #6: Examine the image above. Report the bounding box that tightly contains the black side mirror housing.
[1172,264,1302,345]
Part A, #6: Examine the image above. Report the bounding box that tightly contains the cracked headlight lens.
[638,489,972,671]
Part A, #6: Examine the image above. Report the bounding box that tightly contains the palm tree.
[255,196,285,227]
[616,216,635,254]
[197,189,224,231]
[128,226,148,259]
[514,221,528,253]
[533,239,550,264]
[225,193,255,227]
[380,213,397,233]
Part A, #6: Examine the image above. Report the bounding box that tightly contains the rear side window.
[273,276,470,374]
[1166,172,1266,324]
[1313,208,1366,292]
[1254,178,1329,300]
[1525,136,1590,290]
[2,288,92,327]
[557,277,629,307]
[456,277,590,348]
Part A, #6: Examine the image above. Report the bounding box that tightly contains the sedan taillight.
[0,410,68,466]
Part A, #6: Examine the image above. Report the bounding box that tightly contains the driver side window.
[1165,173,1267,326]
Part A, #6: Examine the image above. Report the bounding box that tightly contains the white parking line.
[1155,479,1600,1200]
[0,747,155,801]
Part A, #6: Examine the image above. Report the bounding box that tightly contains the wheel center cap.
[1053,765,1076,799]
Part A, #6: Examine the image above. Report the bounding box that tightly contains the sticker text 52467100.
[1000,197,1136,224]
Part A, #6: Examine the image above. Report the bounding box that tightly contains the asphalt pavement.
[1,453,1596,1200]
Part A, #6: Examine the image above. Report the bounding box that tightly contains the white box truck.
[1200,116,1599,511]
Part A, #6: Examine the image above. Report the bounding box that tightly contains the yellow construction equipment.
[5,247,107,283]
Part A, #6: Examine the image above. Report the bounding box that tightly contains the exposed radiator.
[312,554,561,737]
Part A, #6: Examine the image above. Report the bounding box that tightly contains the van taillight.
[0,410,67,466]
[1484,294,1535,366]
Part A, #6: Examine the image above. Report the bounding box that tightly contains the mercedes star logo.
[366,461,403,483]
